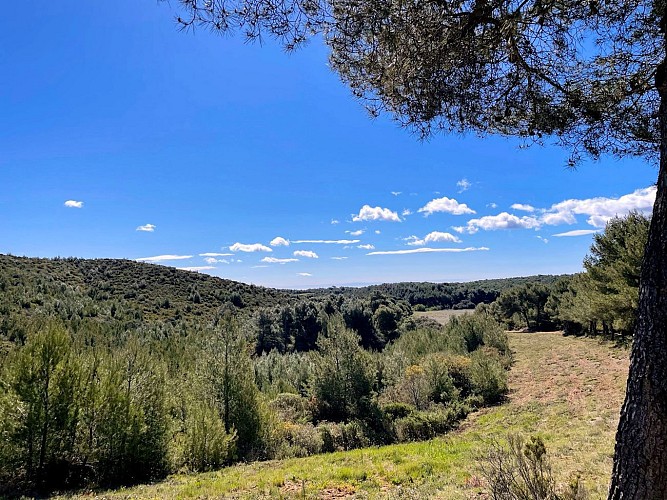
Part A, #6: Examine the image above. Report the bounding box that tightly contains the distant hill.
[0,255,291,327]
[291,275,566,310]
[0,254,568,330]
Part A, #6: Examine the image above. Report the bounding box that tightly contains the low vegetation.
[61,330,627,499]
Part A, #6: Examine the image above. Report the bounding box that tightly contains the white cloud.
[331,256,348,260]
[587,215,611,228]
[368,247,489,256]
[136,255,193,262]
[465,213,541,233]
[261,257,299,264]
[542,186,656,228]
[297,272,313,277]
[487,202,498,209]
[402,209,412,216]
[204,257,229,264]
[346,229,365,236]
[358,244,375,250]
[451,226,465,234]
[353,205,401,222]
[136,223,156,232]
[457,178,472,193]
[230,242,272,252]
[511,203,536,212]
[391,191,402,196]
[178,266,216,272]
[331,219,340,225]
[418,196,475,216]
[540,211,576,226]
[406,231,462,246]
[536,236,549,244]
[199,252,234,257]
[294,250,319,259]
[292,239,360,244]
[251,265,268,268]
[552,229,601,237]
[374,230,381,234]
[270,236,290,247]
[64,200,83,208]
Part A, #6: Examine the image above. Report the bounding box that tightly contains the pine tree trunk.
[608,55,667,499]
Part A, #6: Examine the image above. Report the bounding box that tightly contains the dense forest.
[0,253,550,495]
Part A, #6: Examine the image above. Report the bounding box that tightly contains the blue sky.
[0,1,658,288]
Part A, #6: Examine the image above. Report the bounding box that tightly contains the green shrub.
[382,402,415,421]
[318,421,370,452]
[393,405,465,442]
[175,401,236,472]
[269,393,312,423]
[469,350,508,404]
[274,422,323,458]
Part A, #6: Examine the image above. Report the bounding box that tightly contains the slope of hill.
[74,331,626,499]
[0,254,291,326]
[1,255,566,329]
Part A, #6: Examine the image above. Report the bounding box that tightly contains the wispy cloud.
[353,205,401,222]
[199,252,234,257]
[536,236,549,244]
[204,257,229,264]
[294,250,319,259]
[136,223,156,232]
[331,219,340,225]
[368,247,489,256]
[552,229,600,237]
[405,231,462,246]
[230,242,272,252]
[64,200,83,209]
[270,236,290,247]
[331,256,348,260]
[261,257,299,264]
[358,244,375,250]
[297,272,313,276]
[457,178,472,193]
[178,266,216,272]
[346,229,365,236]
[136,255,193,262]
[292,239,360,244]
[391,191,402,196]
[402,209,412,217]
[511,203,536,212]
[418,196,475,216]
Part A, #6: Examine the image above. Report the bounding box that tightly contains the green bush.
[175,401,236,472]
[393,406,463,442]
[274,422,323,458]
[269,393,312,423]
[318,421,370,452]
[469,350,508,404]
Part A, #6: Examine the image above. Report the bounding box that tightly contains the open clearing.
[74,327,628,499]
[413,309,475,324]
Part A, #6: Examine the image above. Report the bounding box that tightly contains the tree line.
[486,212,649,339]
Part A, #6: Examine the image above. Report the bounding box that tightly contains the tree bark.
[608,52,667,498]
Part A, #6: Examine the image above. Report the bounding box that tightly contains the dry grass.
[66,332,628,499]
[413,309,475,324]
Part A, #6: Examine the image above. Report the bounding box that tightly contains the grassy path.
[75,332,628,499]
